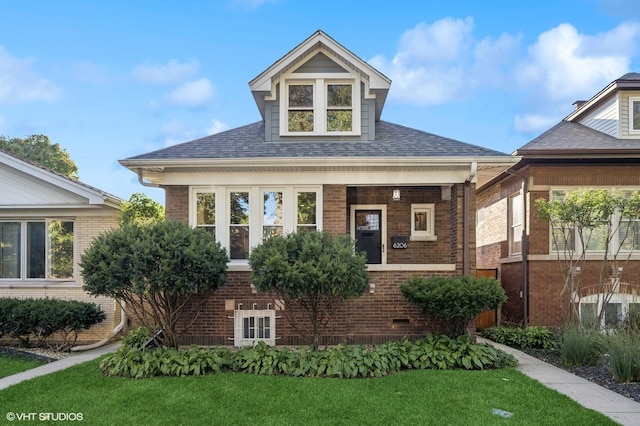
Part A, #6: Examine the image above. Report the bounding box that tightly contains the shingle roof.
[126,120,509,161]
[516,121,640,155]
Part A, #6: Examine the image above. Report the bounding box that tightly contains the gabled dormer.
[564,73,640,139]
[249,30,391,142]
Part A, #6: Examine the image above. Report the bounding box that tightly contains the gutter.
[70,302,126,352]
[137,169,159,188]
[463,162,478,276]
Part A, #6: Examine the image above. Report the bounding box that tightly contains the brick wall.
[479,163,640,327]
[180,269,459,346]
[0,215,121,343]
[163,185,189,223]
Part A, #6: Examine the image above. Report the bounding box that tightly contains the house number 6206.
[392,242,408,249]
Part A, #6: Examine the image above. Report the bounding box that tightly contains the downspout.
[507,168,529,326]
[137,168,160,188]
[70,302,126,351]
[463,162,478,276]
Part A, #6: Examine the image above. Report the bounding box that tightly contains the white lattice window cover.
[233,310,276,347]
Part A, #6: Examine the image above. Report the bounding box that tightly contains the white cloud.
[0,46,61,104]
[131,58,199,85]
[206,119,229,135]
[370,18,520,105]
[159,118,196,146]
[165,78,215,107]
[513,22,640,132]
[514,114,558,133]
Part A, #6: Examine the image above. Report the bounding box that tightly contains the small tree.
[0,134,78,179]
[400,275,507,337]
[81,221,228,349]
[118,192,165,226]
[248,231,369,349]
[536,189,640,327]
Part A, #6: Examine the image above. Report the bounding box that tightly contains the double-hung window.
[190,186,321,261]
[0,220,74,281]
[629,97,640,134]
[549,188,640,254]
[282,77,360,136]
[509,193,523,255]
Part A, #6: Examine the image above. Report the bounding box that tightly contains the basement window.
[234,309,276,347]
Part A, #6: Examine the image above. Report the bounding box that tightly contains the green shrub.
[481,326,556,349]
[0,297,105,350]
[560,326,604,366]
[607,331,640,382]
[99,335,517,379]
[249,231,368,349]
[400,276,507,337]
[81,220,229,349]
[121,327,152,351]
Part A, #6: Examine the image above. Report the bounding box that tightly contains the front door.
[354,210,382,264]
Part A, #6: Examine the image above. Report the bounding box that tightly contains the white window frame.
[509,193,523,256]
[629,97,640,134]
[548,188,640,255]
[0,219,75,281]
[234,309,276,346]
[410,203,436,241]
[190,186,322,264]
[279,73,361,137]
[579,291,640,330]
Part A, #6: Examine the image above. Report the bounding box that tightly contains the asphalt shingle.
[126,120,509,161]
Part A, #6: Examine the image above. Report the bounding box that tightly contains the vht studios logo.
[6,412,84,421]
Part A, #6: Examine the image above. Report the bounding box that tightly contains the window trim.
[579,291,640,329]
[279,73,361,137]
[629,97,640,134]
[410,203,436,241]
[0,219,75,282]
[190,186,322,264]
[233,309,276,346]
[548,187,640,255]
[509,192,523,256]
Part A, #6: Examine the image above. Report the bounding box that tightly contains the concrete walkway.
[0,343,120,391]
[479,338,640,426]
[2,340,640,425]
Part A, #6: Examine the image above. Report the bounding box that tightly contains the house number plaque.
[392,236,408,249]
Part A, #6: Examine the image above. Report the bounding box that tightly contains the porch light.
[392,189,401,201]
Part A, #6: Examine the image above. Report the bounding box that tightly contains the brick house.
[120,30,517,346]
[0,148,123,343]
[477,73,640,328]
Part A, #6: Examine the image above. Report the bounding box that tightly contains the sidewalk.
[479,337,640,426]
[0,343,120,391]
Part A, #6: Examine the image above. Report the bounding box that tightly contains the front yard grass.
[0,357,615,425]
[0,354,45,379]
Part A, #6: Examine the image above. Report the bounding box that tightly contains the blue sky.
[2,0,640,204]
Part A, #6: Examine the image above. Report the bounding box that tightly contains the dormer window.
[281,77,360,136]
[630,97,640,133]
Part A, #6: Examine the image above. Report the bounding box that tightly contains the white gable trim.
[0,150,121,208]
[249,30,390,94]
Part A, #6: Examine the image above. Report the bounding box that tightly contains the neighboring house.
[120,30,517,346]
[477,73,640,328]
[0,148,123,343]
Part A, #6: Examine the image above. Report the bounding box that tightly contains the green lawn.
[0,354,45,379]
[0,357,615,425]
